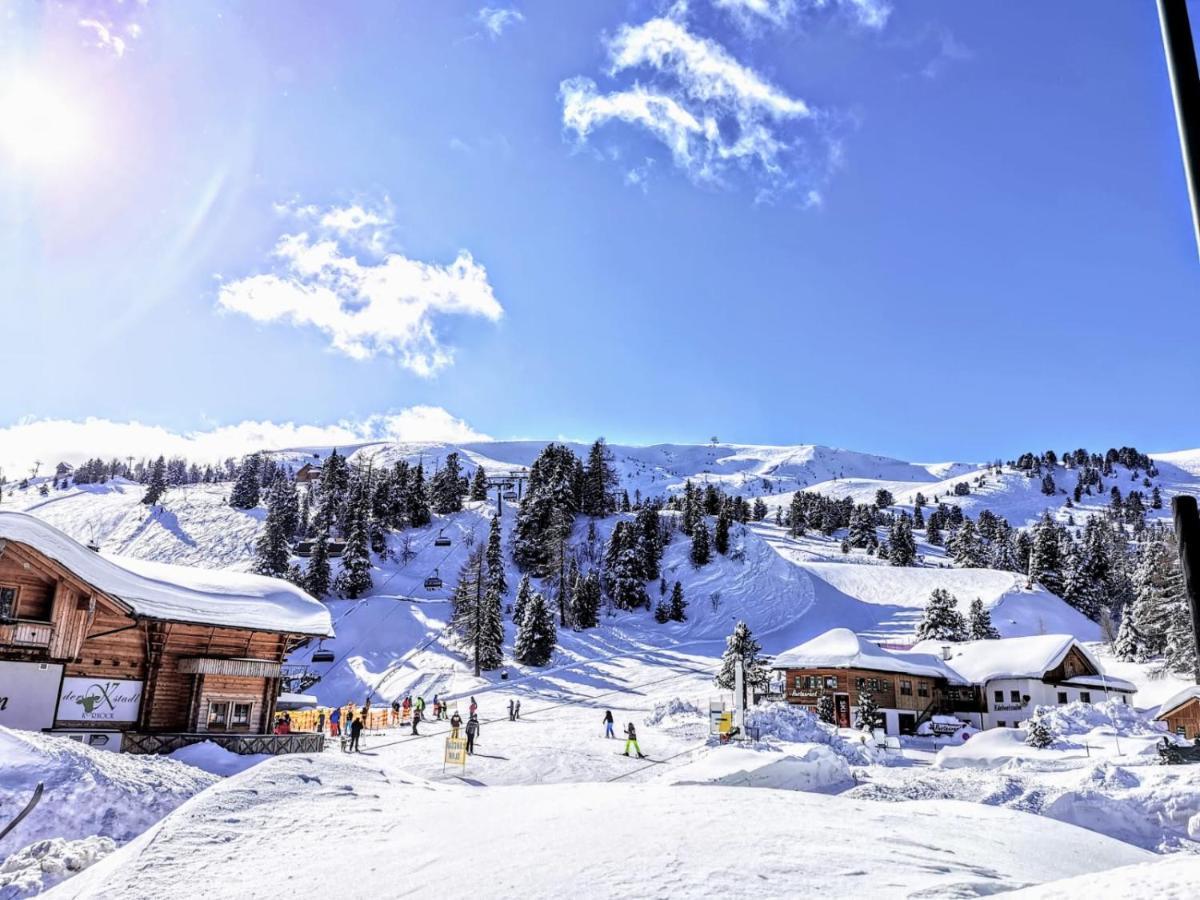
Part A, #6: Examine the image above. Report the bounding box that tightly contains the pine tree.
[926,513,943,547]
[1062,518,1111,622]
[752,497,768,521]
[431,452,466,514]
[967,598,1000,640]
[485,515,507,598]
[914,588,967,642]
[318,449,349,527]
[141,456,167,506]
[581,438,618,517]
[267,472,300,539]
[950,519,987,568]
[514,591,557,665]
[512,573,533,627]
[715,621,771,710]
[451,546,504,674]
[889,514,917,567]
[816,694,835,725]
[633,505,662,581]
[305,516,332,598]
[855,688,881,732]
[1030,513,1066,595]
[470,466,489,502]
[653,598,671,623]
[333,483,372,598]
[571,570,601,629]
[714,508,731,556]
[691,517,712,567]
[668,581,687,622]
[253,479,294,578]
[229,453,262,509]
[408,463,432,528]
[1025,715,1054,749]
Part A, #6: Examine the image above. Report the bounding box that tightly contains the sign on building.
[56,677,143,724]
[0,661,64,732]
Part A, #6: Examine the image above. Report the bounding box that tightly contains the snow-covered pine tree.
[690,517,712,567]
[333,482,372,599]
[253,489,292,579]
[470,466,489,502]
[571,569,601,629]
[874,488,894,509]
[480,583,505,671]
[816,694,835,725]
[668,580,687,622]
[715,621,771,710]
[914,588,967,642]
[514,591,556,665]
[889,514,917,567]
[267,472,300,539]
[654,598,671,623]
[913,504,925,530]
[318,449,349,526]
[967,598,1000,640]
[752,497,768,521]
[1062,517,1111,622]
[431,452,466,514]
[1024,715,1054,748]
[141,456,167,506]
[680,480,698,536]
[855,688,881,732]
[304,515,332,598]
[633,505,662,581]
[581,438,618,517]
[408,463,432,528]
[512,444,581,574]
[926,512,943,547]
[451,546,504,674]
[512,573,533,626]
[485,514,507,598]
[1030,512,1066,595]
[950,519,987,568]
[229,453,262,509]
[714,508,731,556]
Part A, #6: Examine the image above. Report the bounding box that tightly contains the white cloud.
[0,409,491,475]
[217,203,502,377]
[561,16,815,193]
[78,19,127,58]
[713,0,890,30]
[478,7,525,39]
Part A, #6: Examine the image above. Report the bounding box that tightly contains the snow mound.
[0,728,218,856]
[644,697,706,726]
[1033,700,1163,740]
[167,742,272,777]
[748,702,883,766]
[0,837,116,900]
[1006,853,1200,900]
[666,743,851,792]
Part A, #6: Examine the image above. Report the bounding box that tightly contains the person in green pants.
[623,722,646,758]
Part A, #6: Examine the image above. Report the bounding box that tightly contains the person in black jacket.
[603,710,615,738]
[623,722,645,758]
[465,714,480,754]
[450,711,462,738]
[349,716,364,752]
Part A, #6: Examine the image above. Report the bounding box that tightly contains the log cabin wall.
[779,666,947,710]
[1164,700,1200,739]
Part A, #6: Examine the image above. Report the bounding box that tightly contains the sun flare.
[0,74,91,169]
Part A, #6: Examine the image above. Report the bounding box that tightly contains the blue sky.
[1,0,1198,465]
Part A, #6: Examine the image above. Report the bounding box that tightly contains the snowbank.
[0,838,116,900]
[167,742,271,777]
[44,752,1154,900]
[1006,853,1200,900]
[748,702,884,766]
[666,743,852,792]
[1034,700,1163,740]
[0,728,218,855]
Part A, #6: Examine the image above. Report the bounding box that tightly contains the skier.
[469,696,478,717]
[508,699,515,721]
[329,706,341,737]
[402,696,412,723]
[450,711,463,739]
[432,694,441,719]
[603,710,614,739]
[391,699,401,726]
[465,713,480,755]
[515,700,521,720]
[317,710,326,735]
[411,706,422,735]
[416,696,426,717]
[623,722,645,758]
[349,716,364,753]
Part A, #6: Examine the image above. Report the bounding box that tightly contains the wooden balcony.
[0,618,54,649]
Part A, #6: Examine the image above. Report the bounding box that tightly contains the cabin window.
[207,701,230,728]
[1079,691,1091,704]
[993,690,1004,704]
[824,676,837,690]
[917,682,929,698]
[997,720,1006,728]
[1057,691,1068,705]
[0,586,16,621]
[1010,690,1021,704]
[232,702,253,726]
[900,680,912,697]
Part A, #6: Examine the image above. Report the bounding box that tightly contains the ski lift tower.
[485,468,529,517]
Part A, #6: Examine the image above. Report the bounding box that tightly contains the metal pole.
[1171,495,1200,684]
[1158,0,1200,258]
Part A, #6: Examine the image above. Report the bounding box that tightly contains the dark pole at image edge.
[1171,496,1200,684]
[1158,0,1200,258]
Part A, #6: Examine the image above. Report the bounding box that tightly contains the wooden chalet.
[1157,686,1200,740]
[0,512,332,754]
[771,628,975,735]
[294,463,323,483]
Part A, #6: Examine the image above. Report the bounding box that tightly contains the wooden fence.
[122,731,324,755]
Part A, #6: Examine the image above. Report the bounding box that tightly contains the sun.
[0,74,91,169]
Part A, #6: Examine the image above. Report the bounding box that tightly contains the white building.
[916,634,1137,730]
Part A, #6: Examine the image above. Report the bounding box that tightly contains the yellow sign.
[444,736,467,770]
[717,712,733,735]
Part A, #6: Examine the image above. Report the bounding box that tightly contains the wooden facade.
[0,536,315,752]
[1159,696,1200,740]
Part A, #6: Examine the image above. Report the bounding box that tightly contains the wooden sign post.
[443,736,468,773]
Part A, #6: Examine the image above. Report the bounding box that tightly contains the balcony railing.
[0,619,54,649]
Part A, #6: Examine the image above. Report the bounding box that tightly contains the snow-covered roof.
[276,692,319,709]
[1156,685,1200,720]
[1060,674,1137,693]
[0,512,332,637]
[773,628,968,683]
[915,634,1108,685]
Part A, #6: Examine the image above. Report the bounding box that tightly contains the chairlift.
[311,640,335,664]
[433,529,451,548]
[423,568,444,590]
[503,491,519,502]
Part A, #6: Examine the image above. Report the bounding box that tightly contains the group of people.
[603,710,645,758]
[506,699,522,721]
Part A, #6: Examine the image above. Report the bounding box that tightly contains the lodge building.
[772,627,1135,736]
[0,512,333,753]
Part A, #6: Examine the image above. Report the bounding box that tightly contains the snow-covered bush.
[0,836,116,898]
[747,703,886,766]
[1025,716,1055,749]
[644,697,705,726]
[1032,701,1160,739]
